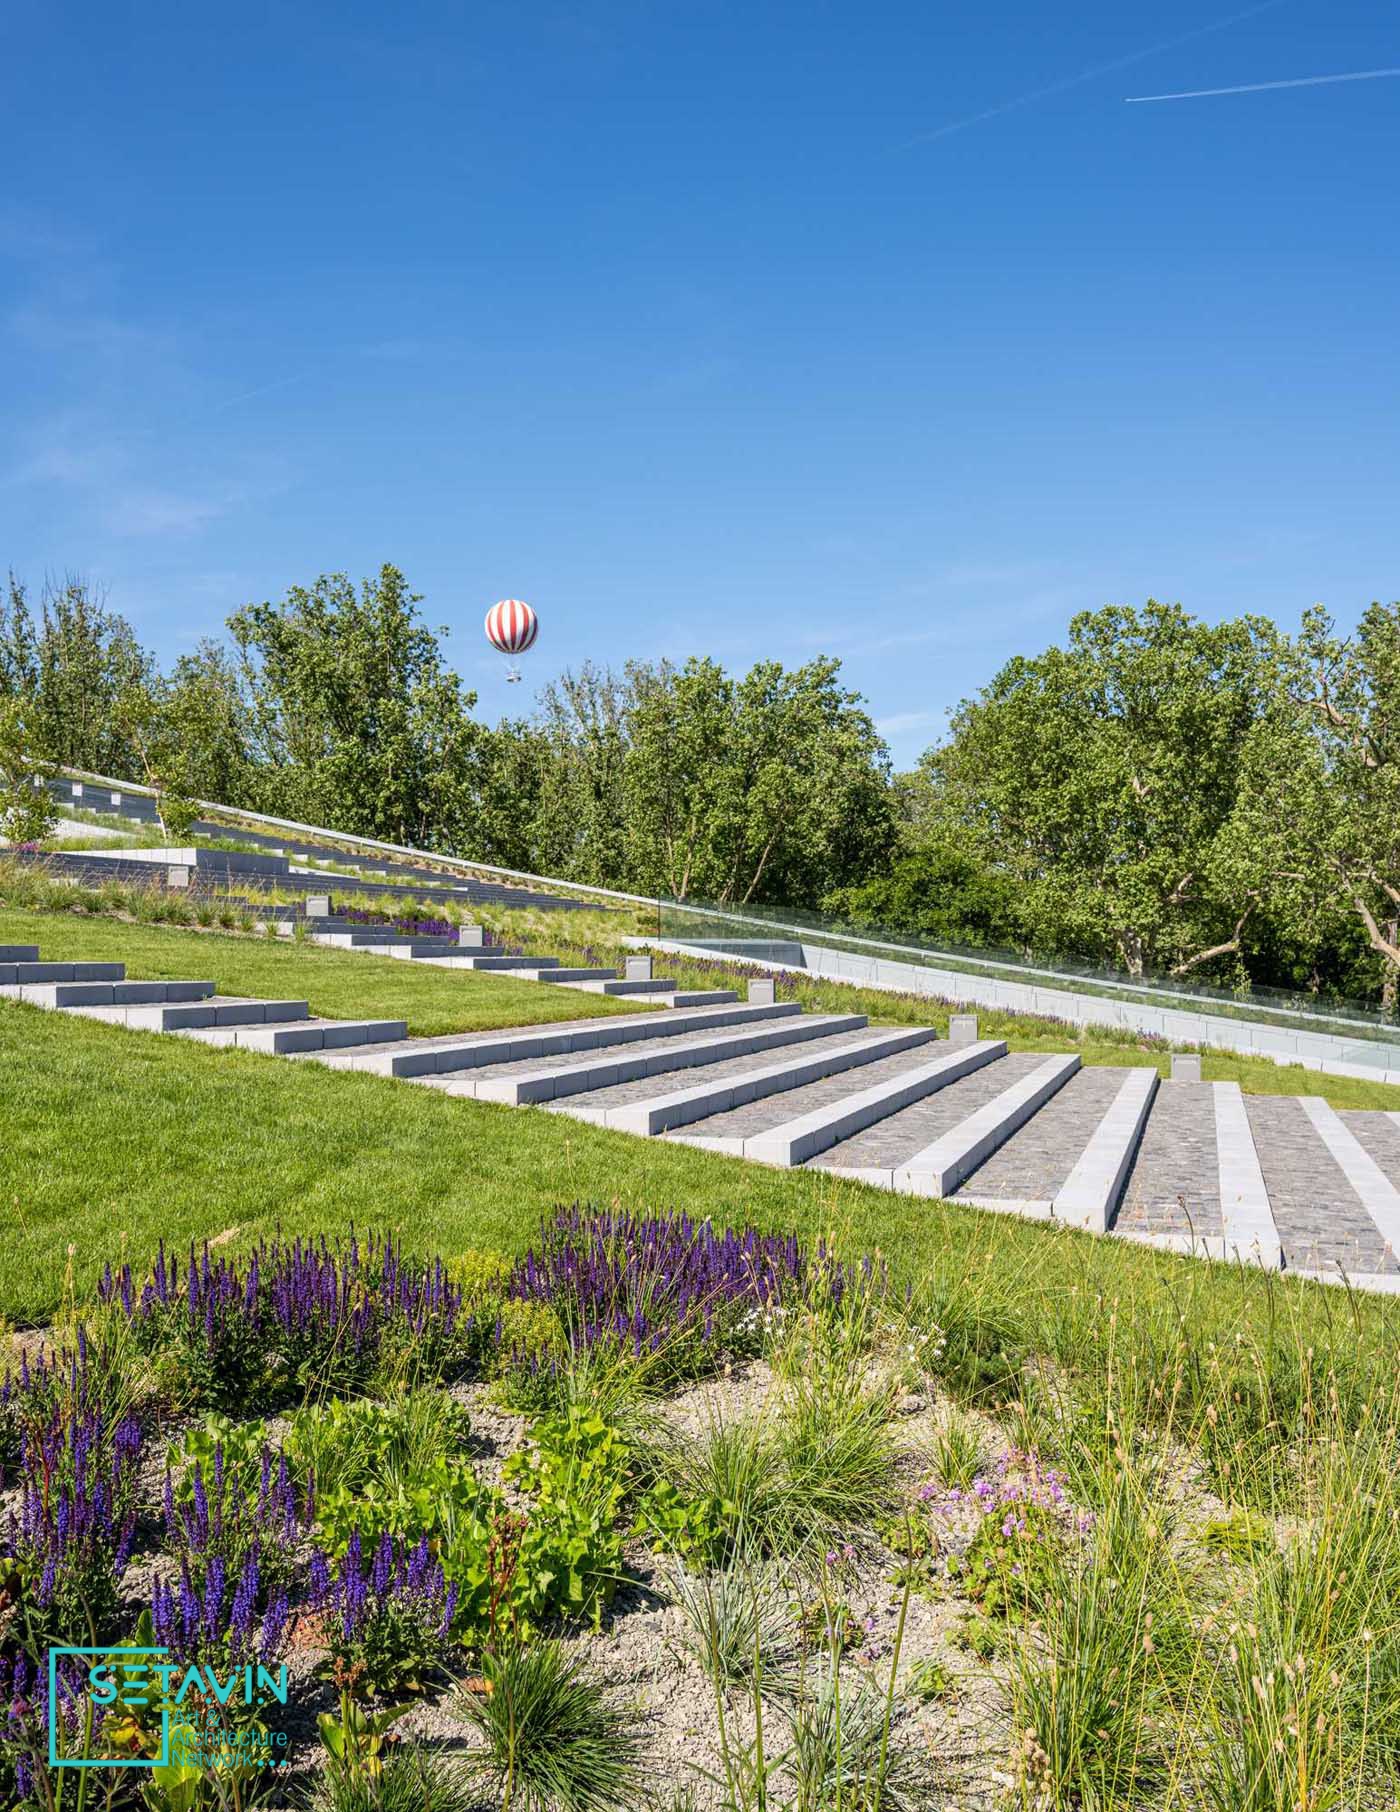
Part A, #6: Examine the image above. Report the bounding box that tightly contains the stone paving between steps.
[16,929,1400,1288]
[952,1065,1133,1202]
[553,1026,910,1113]
[801,1051,1047,1171]
[425,1013,854,1085]
[1340,1108,1400,1185]
[645,1030,954,1142]
[1115,1079,1221,1239]
[1247,1095,1399,1274]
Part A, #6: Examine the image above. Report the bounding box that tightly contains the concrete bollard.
[948,1013,979,1045]
[625,955,654,981]
[459,924,485,948]
[748,979,776,1005]
[1171,1053,1203,1082]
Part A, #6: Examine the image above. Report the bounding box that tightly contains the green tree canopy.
[925,601,1284,976]
[228,565,488,848]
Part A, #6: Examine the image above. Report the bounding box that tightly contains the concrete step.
[892,1055,1081,1197]
[557,1023,942,1137]
[435,1012,873,1105]
[406,953,558,971]
[374,941,472,958]
[1244,1094,1395,1278]
[528,967,622,983]
[1299,1095,1400,1261]
[0,945,39,962]
[312,1000,806,1078]
[809,1053,1078,1196]
[311,933,462,956]
[1051,1068,1159,1230]
[928,1066,1155,1228]
[67,996,311,1032]
[0,961,126,988]
[1214,1081,1281,1265]
[627,988,738,1008]
[1114,1079,1223,1243]
[562,975,679,995]
[692,1039,1007,1166]
[12,979,217,1010]
[180,1015,409,1054]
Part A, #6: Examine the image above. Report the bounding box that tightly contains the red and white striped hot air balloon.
[484,599,539,682]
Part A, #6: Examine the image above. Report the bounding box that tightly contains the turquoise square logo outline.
[49,1646,171,1769]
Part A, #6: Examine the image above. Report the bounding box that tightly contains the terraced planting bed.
[4,1210,1400,1811]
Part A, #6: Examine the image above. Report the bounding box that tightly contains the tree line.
[2,567,1397,1009]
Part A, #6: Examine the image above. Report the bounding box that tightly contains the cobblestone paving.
[326,1014,656,1063]
[1115,1080,1221,1237]
[1334,1110,1400,1272]
[1246,1096,1397,1274]
[561,1027,925,1112]
[952,1066,1134,1201]
[442,1014,856,1083]
[803,1052,1048,1171]
[650,1033,955,1139]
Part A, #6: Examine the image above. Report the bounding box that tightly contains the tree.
[1225,602,1400,1011]
[228,566,488,847]
[26,576,152,774]
[162,642,252,805]
[113,682,200,841]
[0,696,58,845]
[0,574,38,701]
[925,602,1283,977]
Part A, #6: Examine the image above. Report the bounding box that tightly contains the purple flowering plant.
[307,1530,459,1697]
[922,1449,1091,1619]
[0,1650,100,1804]
[504,1207,816,1389]
[100,1232,473,1411]
[3,1400,143,1649]
[149,1547,291,1675]
[162,1437,312,1609]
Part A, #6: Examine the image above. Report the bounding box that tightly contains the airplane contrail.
[907,0,1286,144]
[1127,65,1400,101]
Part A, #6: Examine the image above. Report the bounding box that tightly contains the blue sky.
[2,1,1397,767]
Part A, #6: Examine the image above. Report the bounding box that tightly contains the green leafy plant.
[166,1413,271,1502]
[905,1657,956,1704]
[504,1406,630,1630]
[317,1659,412,1789]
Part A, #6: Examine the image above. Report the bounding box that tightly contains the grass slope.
[0,908,642,1037]
[3,974,1400,1363]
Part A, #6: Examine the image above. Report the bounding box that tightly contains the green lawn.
[0,908,643,1037]
[4,994,1399,1355]
[5,901,1400,1356]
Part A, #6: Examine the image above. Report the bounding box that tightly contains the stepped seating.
[11,932,1400,1290]
[270,916,740,1010]
[1,948,408,1053]
[311,999,805,1078]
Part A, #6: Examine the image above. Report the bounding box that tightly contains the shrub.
[309,1532,459,1698]
[4,1403,143,1648]
[100,1234,475,1411]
